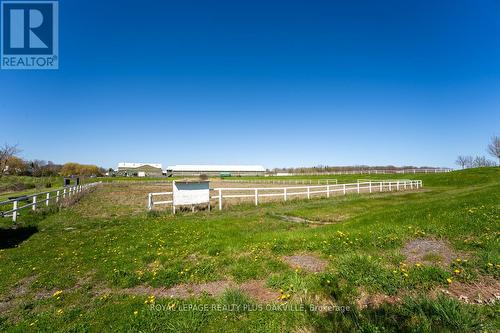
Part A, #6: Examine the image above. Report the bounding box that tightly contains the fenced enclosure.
[147,179,422,212]
[0,182,102,222]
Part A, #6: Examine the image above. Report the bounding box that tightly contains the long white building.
[166,165,266,177]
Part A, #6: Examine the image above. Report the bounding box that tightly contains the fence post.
[327,185,330,198]
[46,193,50,206]
[307,187,310,199]
[56,191,60,203]
[63,188,66,199]
[284,188,287,201]
[32,195,37,211]
[357,182,360,194]
[218,189,222,210]
[397,181,400,191]
[255,189,258,206]
[12,200,18,222]
[369,181,372,193]
[380,182,383,192]
[410,181,413,189]
[343,184,346,195]
[389,182,392,191]
[148,193,153,211]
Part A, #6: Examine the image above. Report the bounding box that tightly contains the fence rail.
[273,169,450,176]
[0,182,102,222]
[148,180,422,212]
[220,179,338,185]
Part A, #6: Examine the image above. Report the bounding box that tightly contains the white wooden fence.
[274,169,450,176]
[0,182,102,222]
[147,180,422,212]
[220,179,338,185]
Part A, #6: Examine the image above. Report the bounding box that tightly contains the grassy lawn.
[0,168,498,332]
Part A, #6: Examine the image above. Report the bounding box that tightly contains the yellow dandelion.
[134,310,138,315]
[446,278,453,284]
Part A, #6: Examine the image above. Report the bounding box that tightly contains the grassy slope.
[0,168,498,332]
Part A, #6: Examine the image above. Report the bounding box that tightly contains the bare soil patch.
[0,275,36,312]
[122,280,234,299]
[441,276,500,305]
[356,288,402,309]
[275,214,346,226]
[402,238,459,266]
[282,254,328,273]
[239,280,280,303]
[119,279,280,303]
[356,276,500,309]
[35,273,95,300]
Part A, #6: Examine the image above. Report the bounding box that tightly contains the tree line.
[456,136,500,169]
[0,144,105,178]
[271,165,447,174]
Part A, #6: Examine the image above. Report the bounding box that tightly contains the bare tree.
[455,155,472,169]
[487,136,500,166]
[464,155,473,168]
[0,144,20,178]
[472,155,496,168]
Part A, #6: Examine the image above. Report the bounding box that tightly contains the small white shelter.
[172,180,210,213]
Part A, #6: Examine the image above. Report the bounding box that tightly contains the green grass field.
[0,168,498,332]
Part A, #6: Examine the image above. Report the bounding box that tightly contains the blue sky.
[1,0,499,169]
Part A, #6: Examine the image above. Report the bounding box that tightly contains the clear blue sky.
[1,0,499,169]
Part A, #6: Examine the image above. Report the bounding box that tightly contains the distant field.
[0,168,498,332]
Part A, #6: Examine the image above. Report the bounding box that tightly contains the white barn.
[166,165,266,177]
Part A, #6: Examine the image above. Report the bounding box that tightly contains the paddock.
[147,179,423,213]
